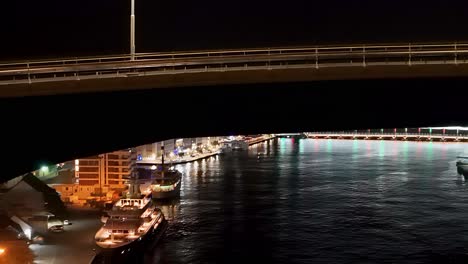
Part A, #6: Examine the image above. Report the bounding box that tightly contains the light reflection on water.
[144,139,468,264]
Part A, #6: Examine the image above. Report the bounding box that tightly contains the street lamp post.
[98,155,104,202]
[130,0,136,61]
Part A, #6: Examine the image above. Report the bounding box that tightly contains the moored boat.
[93,171,167,263]
[456,156,468,175]
[150,143,182,200]
[151,168,182,199]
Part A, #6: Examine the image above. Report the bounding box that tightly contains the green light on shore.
[39,165,49,176]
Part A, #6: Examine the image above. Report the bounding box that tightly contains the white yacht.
[93,178,167,263]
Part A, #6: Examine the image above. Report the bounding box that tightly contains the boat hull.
[457,162,468,175]
[92,219,168,264]
[152,182,181,200]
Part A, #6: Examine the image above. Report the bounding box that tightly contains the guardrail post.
[27,63,31,84]
[362,46,366,67]
[315,48,319,69]
[454,43,458,65]
[268,49,271,68]
[408,44,412,66]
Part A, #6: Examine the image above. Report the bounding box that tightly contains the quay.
[137,150,220,166]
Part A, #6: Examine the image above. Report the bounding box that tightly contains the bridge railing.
[1,42,468,84]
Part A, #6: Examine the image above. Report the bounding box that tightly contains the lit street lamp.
[40,166,48,177]
[130,0,136,61]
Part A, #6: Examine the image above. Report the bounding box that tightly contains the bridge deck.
[1,42,468,97]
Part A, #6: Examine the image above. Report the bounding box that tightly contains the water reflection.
[402,141,409,162]
[153,199,180,221]
[326,138,332,153]
[456,174,466,186]
[141,139,468,264]
[415,141,422,158]
[378,140,385,160]
[298,139,305,154]
[426,141,434,160]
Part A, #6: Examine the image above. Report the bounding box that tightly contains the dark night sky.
[2,0,468,59]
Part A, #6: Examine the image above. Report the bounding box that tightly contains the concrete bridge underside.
[3,63,468,97]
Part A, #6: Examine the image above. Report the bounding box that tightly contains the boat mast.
[161,142,165,178]
[127,148,141,198]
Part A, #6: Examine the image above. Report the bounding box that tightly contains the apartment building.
[75,150,131,191]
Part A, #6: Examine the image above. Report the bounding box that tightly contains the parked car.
[49,225,64,233]
[32,235,45,244]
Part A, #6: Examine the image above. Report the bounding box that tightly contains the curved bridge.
[307,132,468,142]
[1,42,468,97]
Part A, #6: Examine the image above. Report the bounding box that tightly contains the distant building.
[75,149,131,189]
[135,137,224,163]
[48,150,131,204]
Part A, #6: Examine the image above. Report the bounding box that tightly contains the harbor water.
[145,139,468,263]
